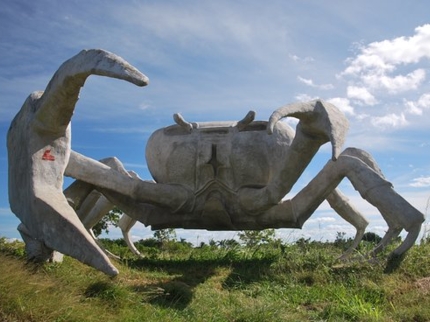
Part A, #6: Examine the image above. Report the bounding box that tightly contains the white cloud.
[346,86,377,105]
[342,24,430,76]
[410,177,430,187]
[297,76,334,90]
[297,76,313,86]
[339,24,430,113]
[289,54,300,62]
[404,93,430,115]
[289,54,314,63]
[326,224,356,232]
[328,97,355,115]
[418,93,430,108]
[306,216,336,224]
[295,93,317,102]
[371,113,408,128]
[362,69,426,94]
[404,100,424,115]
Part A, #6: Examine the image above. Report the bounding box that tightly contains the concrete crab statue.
[7,49,425,276]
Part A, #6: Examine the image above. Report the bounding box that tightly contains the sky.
[1,0,430,245]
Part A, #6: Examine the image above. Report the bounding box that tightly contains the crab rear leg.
[326,189,369,259]
[325,147,387,259]
[65,156,147,257]
[369,227,402,257]
[260,187,369,258]
[77,190,142,258]
[291,147,424,260]
[117,215,142,257]
[74,190,122,259]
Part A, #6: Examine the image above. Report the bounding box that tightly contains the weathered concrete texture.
[8,49,425,276]
[143,101,424,259]
[7,49,149,275]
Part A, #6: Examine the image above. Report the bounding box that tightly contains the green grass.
[1,236,430,321]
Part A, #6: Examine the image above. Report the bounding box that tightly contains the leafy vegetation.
[91,207,122,237]
[1,233,430,321]
[238,229,277,247]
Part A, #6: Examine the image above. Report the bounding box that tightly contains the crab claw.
[7,49,148,276]
[267,99,349,160]
[35,49,149,133]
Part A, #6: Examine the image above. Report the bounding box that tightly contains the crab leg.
[240,100,349,214]
[118,215,141,257]
[7,49,148,276]
[369,227,402,257]
[65,151,193,212]
[326,189,369,259]
[236,100,370,256]
[290,148,424,259]
[75,190,111,228]
[65,157,144,257]
[325,147,387,259]
[77,190,142,258]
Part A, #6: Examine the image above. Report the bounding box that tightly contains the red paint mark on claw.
[42,149,55,161]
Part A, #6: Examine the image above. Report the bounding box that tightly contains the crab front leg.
[245,99,423,259]
[239,100,369,257]
[65,154,196,236]
[65,151,194,213]
[290,147,424,260]
[239,100,350,214]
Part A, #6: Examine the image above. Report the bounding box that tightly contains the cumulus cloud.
[328,97,355,115]
[404,100,424,115]
[339,24,430,115]
[346,86,377,105]
[404,93,430,115]
[362,69,426,94]
[371,113,408,128]
[418,93,430,107]
[342,24,430,77]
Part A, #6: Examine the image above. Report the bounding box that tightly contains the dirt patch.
[415,277,430,294]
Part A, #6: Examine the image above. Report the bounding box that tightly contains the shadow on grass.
[131,280,194,310]
[384,253,406,274]
[123,255,277,310]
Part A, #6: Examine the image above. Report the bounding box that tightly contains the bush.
[238,229,276,247]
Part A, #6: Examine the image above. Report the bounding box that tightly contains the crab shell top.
[145,112,295,229]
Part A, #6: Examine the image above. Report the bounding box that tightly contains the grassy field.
[1,235,430,321]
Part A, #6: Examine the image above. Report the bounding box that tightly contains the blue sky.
[1,1,430,244]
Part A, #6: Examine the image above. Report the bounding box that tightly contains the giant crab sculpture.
[7,49,425,276]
